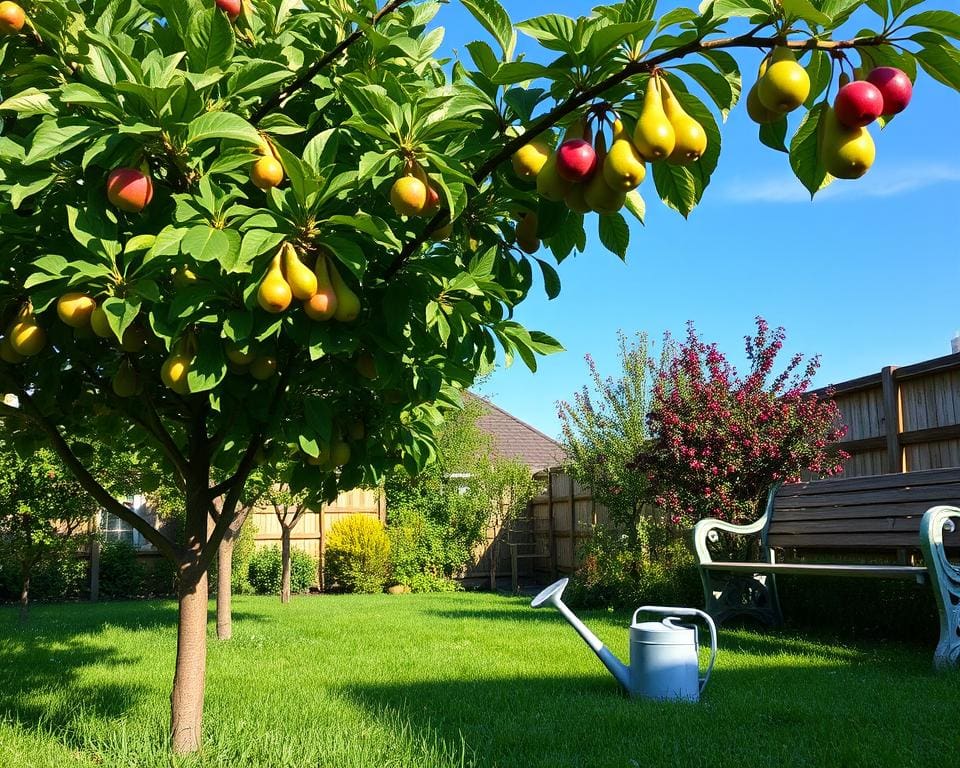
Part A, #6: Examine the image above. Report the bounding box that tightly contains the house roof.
[468,394,566,473]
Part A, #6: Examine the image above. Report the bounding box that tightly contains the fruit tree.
[2,0,959,755]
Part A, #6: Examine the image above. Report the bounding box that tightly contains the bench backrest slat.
[766,468,960,551]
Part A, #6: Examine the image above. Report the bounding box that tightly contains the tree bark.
[280,525,291,604]
[216,537,234,640]
[170,564,208,754]
[19,559,31,623]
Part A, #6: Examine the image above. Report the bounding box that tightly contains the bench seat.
[692,468,960,668]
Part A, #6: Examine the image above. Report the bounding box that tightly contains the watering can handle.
[632,606,718,694]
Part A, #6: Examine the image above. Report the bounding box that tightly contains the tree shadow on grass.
[340,650,960,768]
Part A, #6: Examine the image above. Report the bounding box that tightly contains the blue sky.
[434,0,960,438]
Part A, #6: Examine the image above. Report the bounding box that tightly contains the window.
[99,495,153,549]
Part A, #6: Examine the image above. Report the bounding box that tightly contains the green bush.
[98,540,146,599]
[567,524,700,610]
[325,515,391,594]
[407,572,461,593]
[248,546,316,596]
[231,519,258,595]
[0,551,87,601]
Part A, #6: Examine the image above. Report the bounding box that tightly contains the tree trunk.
[19,559,31,623]
[281,526,291,604]
[216,538,234,640]
[170,564,208,754]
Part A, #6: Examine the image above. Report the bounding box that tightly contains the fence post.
[547,469,557,580]
[568,475,576,570]
[881,366,904,473]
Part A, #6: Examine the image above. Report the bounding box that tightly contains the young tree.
[0,0,958,755]
[264,474,310,604]
[559,331,671,530]
[0,442,95,621]
[640,318,849,526]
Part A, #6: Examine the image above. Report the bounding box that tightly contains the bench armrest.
[693,514,769,565]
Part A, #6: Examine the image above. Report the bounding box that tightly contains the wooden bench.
[692,468,960,667]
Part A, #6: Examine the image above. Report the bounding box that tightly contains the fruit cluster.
[256,242,360,322]
[747,47,913,180]
[512,72,706,224]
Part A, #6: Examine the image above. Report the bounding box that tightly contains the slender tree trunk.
[170,564,208,754]
[170,466,211,755]
[280,525,291,604]
[19,559,31,623]
[216,537,234,640]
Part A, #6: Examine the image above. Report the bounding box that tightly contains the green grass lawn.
[2,592,959,768]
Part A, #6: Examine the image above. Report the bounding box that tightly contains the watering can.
[530,578,717,702]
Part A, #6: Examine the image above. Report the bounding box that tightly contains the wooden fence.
[522,352,960,578]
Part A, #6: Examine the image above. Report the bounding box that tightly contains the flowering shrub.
[639,318,848,526]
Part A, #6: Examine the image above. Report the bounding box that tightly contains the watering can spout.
[530,578,631,692]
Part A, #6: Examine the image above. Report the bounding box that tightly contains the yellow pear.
[9,317,45,356]
[634,74,675,161]
[90,306,112,338]
[328,258,360,322]
[250,355,277,381]
[758,47,810,113]
[515,213,540,254]
[603,119,646,191]
[161,352,191,394]
[585,134,626,213]
[173,266,198,290]
[112,360,141,398]
[257,253,292,313]
[281,242,317,301]
[225,341,256,366]
[564,183,591,214]
[512,138,551,179]
[536,152,572,201]
[820,106,875,180]
[57,293,96,328]
[331,440,351,467]
[746,82,782,124]
[304,252,338,321]
[660,80,707,165]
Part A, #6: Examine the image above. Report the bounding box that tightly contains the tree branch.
[8,384,182,562]
[382,32,887,279]
[250,0,412,124]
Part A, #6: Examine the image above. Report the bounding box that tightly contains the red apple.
[866,67,913,115]
[834,80,884,128]
[107,168,153,213]
[215,0,241,20]
[555,139,597,182]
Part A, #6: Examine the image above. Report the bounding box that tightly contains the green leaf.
[676,63,736,120]
[623,189,646,224]
[597,212,629,259]
[652,163,698,217]
[460,0,517,60]
[789,102,830,198]
[186,112,261,147]
[491,61,554,85]
[516,15,578,55]
[535,258,561,299]
[586,21,656,60]
[238,230,284,274]
[759,117,789,153]
[101,296,141,341]
[187,340,227,393]
[24,119,104,165]
[324,236,367,280]
[0,89,57,116]
[185,9,235,73]
[702,0,775,21]
[181,225,233,263]
[904,11,960,40]
[779,0,831,26]
[915,41,960,91]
